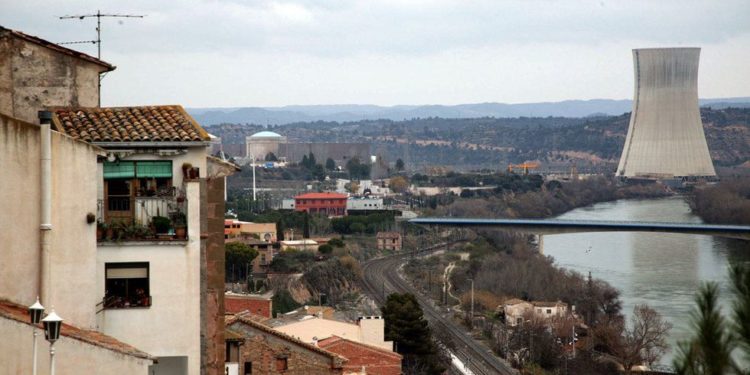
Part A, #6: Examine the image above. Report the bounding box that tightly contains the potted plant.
[173,212,187,240]
[152,216,172,239]
[96,221,107,241]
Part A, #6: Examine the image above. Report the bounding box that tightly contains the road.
[360,244,517,375]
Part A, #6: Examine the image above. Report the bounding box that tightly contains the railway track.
[361,243,517,375]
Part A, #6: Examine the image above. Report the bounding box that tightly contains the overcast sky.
[3,0,749,107]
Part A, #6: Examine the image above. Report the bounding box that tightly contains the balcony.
[97,187,189,242]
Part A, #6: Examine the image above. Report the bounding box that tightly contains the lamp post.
[28,297,44,375]
[248,153,256,202]
[42,309,63,375]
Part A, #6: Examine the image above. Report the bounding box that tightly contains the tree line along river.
[543,195,750,365]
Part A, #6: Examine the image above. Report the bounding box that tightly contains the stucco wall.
[96,181,201,375]
[0,32,105,124]
[0,113,100,329]
[0,317,151,375]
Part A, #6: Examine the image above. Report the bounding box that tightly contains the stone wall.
[0,30,108,124]
[228,321,342,375]
[202,176,227,374]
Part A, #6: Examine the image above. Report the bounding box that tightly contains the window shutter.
[103,161,135,179]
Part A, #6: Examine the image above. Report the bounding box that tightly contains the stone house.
[376,232,402,251]
[318,336,403,375]
[501,298,569,326]
[225,314,345,375]
[0,25,115,124]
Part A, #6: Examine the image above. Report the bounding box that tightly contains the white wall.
[0,113,101,329]
[96,181,202,375]
[0,317,152,375]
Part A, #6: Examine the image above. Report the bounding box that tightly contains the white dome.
[249,131,283,138]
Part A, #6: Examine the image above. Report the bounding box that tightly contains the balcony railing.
[96,295,152,313]
[97,187,188,242]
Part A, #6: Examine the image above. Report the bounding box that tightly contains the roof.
[319,335,402,360]
[532,301,567,308]
[51,105,211,144]
[376,232,401,239]
[249,131,283,138]
[226,313,344,362]
[0,26,115,72]
[504,298,530,306]
[0,299,153,360]
[295,192,348,200]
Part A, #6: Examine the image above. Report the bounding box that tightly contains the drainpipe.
[39,111,53,306]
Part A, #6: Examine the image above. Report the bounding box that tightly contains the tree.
[311,164,326,181]
[225,242,258,282]
[674,265,750,374]
[265,152,278,161]
[395,158,405,171]
[325,157,336,171]
[674,283,736,374]
[381,293,446,374]
[389,176,409,194]
[346,157,371,180]
[608,305,672,372]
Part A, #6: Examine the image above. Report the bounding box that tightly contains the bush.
[328,238,345,247]
[318,244,333,255]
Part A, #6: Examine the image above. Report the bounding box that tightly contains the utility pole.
[469,278,475,329]
[59,10,145,106]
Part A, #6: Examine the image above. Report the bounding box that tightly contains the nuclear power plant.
[616,48,716,180]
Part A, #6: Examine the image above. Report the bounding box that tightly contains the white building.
[273,316,394,351]
[245,131,286,163]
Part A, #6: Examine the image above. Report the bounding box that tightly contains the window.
[104,262,150,308]
[275,358,288,372]
[103,161,173,221]
[546,308,552,314]
[244,362,252,375]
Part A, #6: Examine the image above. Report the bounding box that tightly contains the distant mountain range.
[187,97,750,126]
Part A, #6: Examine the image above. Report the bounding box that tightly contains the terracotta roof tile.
[318,335,403,360]
[376,231,401,239]
[51,105,210,143]
[295,192,348,200]
[0,299,154,360]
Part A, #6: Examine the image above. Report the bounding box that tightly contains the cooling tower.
[616,48,716,179]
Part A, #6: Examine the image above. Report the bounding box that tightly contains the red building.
[294,192,348,216]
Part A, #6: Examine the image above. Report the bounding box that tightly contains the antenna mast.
[59,10,145,105]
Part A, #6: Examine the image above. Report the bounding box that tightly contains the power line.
[58,10,145,106]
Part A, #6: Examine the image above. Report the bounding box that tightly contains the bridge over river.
[409,218,750,241]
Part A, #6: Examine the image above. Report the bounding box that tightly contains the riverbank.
[689,178,750,225]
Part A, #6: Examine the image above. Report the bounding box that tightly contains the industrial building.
[616,48,716,180]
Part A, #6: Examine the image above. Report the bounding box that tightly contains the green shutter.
[136,161,173,178]
[103,162,135,179]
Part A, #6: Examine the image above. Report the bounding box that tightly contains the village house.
[375,232,402,251]
[294,192,348,216]
[0,26,235,375]
[225,219,277,242]
[225,314,346,375]
[501,298,570,327]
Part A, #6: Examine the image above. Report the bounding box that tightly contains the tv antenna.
[59,10,145,106]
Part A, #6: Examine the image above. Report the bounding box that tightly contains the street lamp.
[248,153,256,202]
[42,309,63,375]
[28,297,44,375]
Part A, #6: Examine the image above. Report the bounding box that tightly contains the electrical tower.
[58,10,145,105]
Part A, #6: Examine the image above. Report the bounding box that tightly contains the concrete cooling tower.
[616,48,716,179]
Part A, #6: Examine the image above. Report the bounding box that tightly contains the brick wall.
[319,337,402,375]
[228,320,343,375]
[202,177,227,374]
[225,295,272,318]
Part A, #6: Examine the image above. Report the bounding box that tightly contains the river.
[543,195,750,365]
